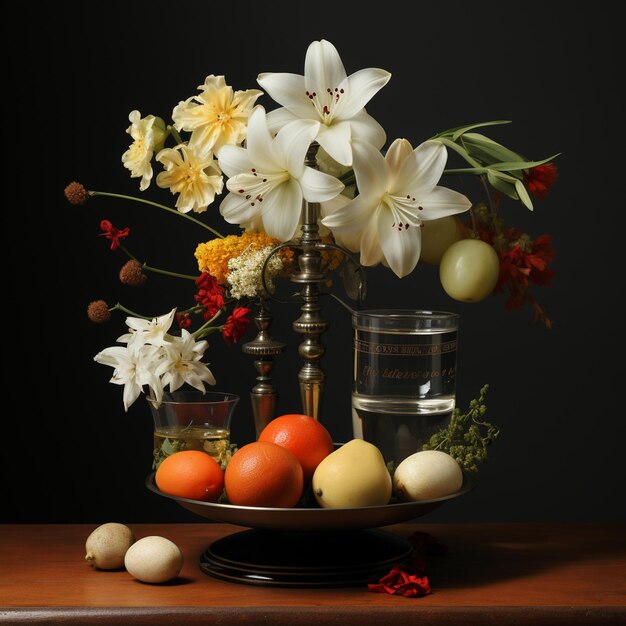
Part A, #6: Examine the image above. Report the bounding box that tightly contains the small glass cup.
[148,390,239,469]
[351,310,459,464]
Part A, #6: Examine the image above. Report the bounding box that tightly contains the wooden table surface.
[1,523,625,625]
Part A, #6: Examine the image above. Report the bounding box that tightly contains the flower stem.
[118,243,197,280]
[192,308,225,340]
[90,191,224,238]
[480,175,496,214]
[110,302,152,319]
[118,243,138,262]
[142,264,198,281]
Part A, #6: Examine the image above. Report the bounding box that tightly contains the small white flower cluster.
[227,245,283,300]
[94,309,215,411]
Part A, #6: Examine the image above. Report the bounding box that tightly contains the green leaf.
[451,120,512,141]
[515,179,534,210]
[443,166,488,175]
[462,133,526,165]
[487,170,519,200]
[432,120,511,139]
[435,137,482,168]
[487,153,561,172]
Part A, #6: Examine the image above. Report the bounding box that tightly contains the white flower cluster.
[227,245,283,300]
[94,309,215,411]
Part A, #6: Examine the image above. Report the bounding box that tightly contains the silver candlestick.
[260,142,366,422]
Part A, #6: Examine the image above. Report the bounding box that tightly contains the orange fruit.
[155,450,224,502]
[259,413,334,483]
[224,441,303,508]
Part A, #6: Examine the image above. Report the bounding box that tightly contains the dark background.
[4,2,623,524]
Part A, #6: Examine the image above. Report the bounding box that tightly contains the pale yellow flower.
[156,145,223,214]
[172,75,262,155]
[121,110,166,191]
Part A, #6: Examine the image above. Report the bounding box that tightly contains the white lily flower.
[122,110,166,191]
[172,75,263,155]
[119,308,177,347]
[218,106,344,241]
[322,139,472,278]
[258,39,390,166]
[158,330,216,393]
[156,144,224,214]
[94,342,164,411]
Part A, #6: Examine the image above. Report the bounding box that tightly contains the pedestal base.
[200,528,413,587]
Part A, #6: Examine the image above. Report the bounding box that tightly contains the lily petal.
[304,40,347,97]
[351,140,389,198]
[246,106,282,171]
[378,206,422,278]
[385,138,414,176]
[348,110,387,151]
[335,68,391,120]
[220,188,262,226]
[316,121,353,166]
[359,204,386,267]
[322,192,377,232]
[123,382,143,413]
[217,144,253,178]
[257,72,314,120]
[394,140,447,197]
[419,185,472,219]
[273,120,319,176]
[266,107,299,133]
[300,166,344,202]
[261,178,303,241]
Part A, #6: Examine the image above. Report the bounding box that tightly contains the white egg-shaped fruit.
[393,450,463,501]
[420,216,465,265]
[439,239,500,302]
[124,536,183,584]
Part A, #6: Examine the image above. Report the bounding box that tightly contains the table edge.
[2,605,625,625]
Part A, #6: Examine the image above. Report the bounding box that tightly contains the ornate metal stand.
[291,196,327,419]
[242,297,286,437]
[260,143,366,422]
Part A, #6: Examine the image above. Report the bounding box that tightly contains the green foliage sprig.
[422,385,500,473]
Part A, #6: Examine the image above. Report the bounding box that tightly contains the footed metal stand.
[199,528,412,587]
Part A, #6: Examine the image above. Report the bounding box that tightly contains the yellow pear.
[312,439,392,508]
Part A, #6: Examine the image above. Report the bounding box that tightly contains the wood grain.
[1,523,625,625]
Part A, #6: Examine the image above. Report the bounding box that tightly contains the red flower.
[194,273,224,319]
[524,163,558,199]
[176,313,192,330]
[475,220,555,327]
[496,231,555,292]
[99,220,130,251]
[222,307,251,344]
[368,564,431,598]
